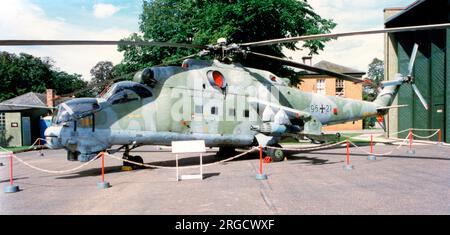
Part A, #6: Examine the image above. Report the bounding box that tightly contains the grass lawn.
[1,146,33,153]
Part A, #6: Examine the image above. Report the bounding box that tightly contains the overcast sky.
[0,0,415,80]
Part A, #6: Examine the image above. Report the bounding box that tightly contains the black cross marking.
[320,105,325,113]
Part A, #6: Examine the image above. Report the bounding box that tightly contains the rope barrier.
[10,152,100,174]
[0,128,445,176]
[411,130,440,139]
[0,138,46,156]
[105,147,258,170]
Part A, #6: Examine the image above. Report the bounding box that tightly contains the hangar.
[385,0,450,142]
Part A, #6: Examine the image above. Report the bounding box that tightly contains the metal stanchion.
[256,146,268,180]
[438,129,443,146]
[97,152,110,189]
[343,140,354,171]
[407,129,415,155]
[367,134,376,161]
[4,154,19,193]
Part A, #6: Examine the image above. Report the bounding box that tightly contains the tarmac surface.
[0,142,449,214]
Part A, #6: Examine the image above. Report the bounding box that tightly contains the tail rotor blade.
[411,84,429,110]
[408,44,419,76]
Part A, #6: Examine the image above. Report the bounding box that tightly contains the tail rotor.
[381,43,429,110]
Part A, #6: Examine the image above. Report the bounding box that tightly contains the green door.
[431,104,445,142]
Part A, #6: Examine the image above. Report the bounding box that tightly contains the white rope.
[11,153,100,174]
[411,130,440,139]
[105,147,258,170]
[347,134,410,156]
[266,140,347,151]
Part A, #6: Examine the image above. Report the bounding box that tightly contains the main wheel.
[123,155,144,169]
[216,147,236,160]
[265,144,284,162]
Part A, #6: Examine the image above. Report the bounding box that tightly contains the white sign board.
[172,140,206,154]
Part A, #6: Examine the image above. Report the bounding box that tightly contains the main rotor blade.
[246,51,365,83]
[0,40,206,49]
[240,23,450,48]
[408,43,419,76]
[411,83,429,110]
[0,103,55,109]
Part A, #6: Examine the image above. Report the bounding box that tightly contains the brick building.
[297,60,365,131]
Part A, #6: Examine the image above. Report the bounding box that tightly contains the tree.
[0,51,89,102]
[117,0,336,84]
[364,58,384,101]
[89,61,114,96]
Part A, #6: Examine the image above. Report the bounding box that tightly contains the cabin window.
[211,107,218,115]
[316,79,326,95]
[0,113,5,131]
[244,109,250,118]
[104,81,152,103]
[336,79,345,97]
[229,109,236,116]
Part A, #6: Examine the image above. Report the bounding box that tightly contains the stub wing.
[247,98,311,121]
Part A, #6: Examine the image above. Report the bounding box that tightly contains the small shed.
[0,92,52,147]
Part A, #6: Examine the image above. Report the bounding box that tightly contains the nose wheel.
[122,145,144,170]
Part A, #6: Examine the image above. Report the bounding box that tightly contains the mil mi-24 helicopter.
[1,23,449,164]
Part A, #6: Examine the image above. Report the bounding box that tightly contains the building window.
[336,79,345,97]
[0,113,5,131]
[316,79,326,95]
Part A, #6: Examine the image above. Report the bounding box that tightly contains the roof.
[0,92,48,111]
[302,60,365,77]
[385,0,426,24]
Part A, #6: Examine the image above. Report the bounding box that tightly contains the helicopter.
[1,23,449,165]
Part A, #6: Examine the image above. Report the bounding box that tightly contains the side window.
[111,89,139,105]
[132,85,152,98]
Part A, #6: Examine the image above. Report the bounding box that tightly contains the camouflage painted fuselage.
[46,59,392,162]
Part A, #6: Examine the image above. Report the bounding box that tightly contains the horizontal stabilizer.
[376,104,408,110]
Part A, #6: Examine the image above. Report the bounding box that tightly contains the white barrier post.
[172,140,205,181]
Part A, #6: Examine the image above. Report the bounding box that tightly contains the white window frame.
[336,79,345,97]
[316,79,326,95]
[0,113,5,131]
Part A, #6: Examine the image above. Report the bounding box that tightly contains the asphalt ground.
[0,142,449,215]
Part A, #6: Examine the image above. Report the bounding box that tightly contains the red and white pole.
[256,146,267,180]
[97,152,110,189]
[368,134,376,160]
[259,146,263,175]
[371,135,373,153]
[9,154,13,186]
[438,129,443,145]
[343,139,354,171]
[4,154,19,193]
[408,129,415,154]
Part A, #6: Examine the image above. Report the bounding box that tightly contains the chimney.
[302,56,312,66]
[46,89,54,107]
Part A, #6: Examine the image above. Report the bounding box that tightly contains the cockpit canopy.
[101,81,153,105]
[52,98,100,124]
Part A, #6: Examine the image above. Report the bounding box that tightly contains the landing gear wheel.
[216,147,236,160]
[265,144,284,162]
[123,155,144,169]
